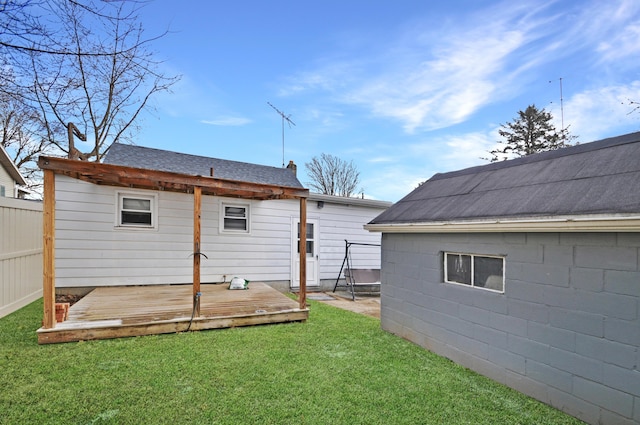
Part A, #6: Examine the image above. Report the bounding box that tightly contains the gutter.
[364,214,640,233]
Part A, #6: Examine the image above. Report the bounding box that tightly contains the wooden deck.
[37,282,308,344]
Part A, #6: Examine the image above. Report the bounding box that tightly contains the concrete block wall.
[380,232,639,425]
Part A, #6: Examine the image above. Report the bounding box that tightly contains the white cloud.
[367,156,395,164]
[440,133,499,168]
[579,0,640,64]
[360,166,430,202]
[201,116,252,126]
[408,131,497,173]
[281,1,565,134]
[277,62,358,97]
[596,22,640,63]
[357,131,498,201]
[561,81,640,142]
[278,0,640,139]
[341,21,538,133]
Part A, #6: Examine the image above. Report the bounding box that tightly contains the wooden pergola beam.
[299,198,307,310]
[42,169,56,329]
[38,156,308,201]
[39,155,309,330]
[193,186,202,316]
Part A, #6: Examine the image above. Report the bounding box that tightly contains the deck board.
[37,282,308,344]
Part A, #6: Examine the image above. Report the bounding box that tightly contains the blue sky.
[129,0,640,202]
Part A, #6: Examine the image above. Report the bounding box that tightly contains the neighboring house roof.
[103,143,304,188]
[309,192,392,209]
[0,144,27,186]
[367,131,640,232]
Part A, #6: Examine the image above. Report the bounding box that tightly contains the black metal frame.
[332,239,381,301]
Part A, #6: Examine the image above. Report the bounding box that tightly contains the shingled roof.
[103,143,303,188]
[368,131,640,230]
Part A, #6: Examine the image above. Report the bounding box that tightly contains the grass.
[0,299,584,425]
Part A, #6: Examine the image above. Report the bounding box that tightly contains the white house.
[49,143,390,294]
[0,144,27,198]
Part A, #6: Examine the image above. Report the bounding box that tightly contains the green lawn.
[0,298,584,425]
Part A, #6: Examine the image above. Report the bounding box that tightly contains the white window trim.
[219,201,251,234]
[443,252,505,293]
[115,191,158,230]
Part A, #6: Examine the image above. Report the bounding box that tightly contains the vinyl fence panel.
[0,197,43,318]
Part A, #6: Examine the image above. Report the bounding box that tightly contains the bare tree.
[0,68,52,193]
[0,0,179,170]
[0,94,51,193]
[305,153,360,197]
[627,99,640,115]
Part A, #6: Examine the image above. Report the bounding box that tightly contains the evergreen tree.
[488,105,576,162]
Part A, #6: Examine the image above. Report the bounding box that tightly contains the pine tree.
[488,105,576,162]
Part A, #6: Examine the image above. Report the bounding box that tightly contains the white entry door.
[291,218,319,288]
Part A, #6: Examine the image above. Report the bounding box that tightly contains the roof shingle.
[103,143,303,188]
[371,131,640,225]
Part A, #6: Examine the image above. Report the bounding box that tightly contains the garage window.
[444,252,504,292]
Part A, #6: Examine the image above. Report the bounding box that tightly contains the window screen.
[119,194,153,227]
[445,252,504,292]
[222,204,249,232]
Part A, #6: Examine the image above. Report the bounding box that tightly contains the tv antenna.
[549,77,564,132]
[267,102,296,167]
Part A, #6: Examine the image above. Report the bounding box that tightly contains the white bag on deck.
[229,277,248,290]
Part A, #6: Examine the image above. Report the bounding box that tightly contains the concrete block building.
[366,132,640,425]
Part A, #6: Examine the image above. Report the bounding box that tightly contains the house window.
[221,202,250,233]
[117,193,156,228]
[444,252,504,292]
[0,185,5,197]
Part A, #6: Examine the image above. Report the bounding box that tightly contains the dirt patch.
[55,294,84,306]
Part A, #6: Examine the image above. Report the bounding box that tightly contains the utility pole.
[267,102,295,167]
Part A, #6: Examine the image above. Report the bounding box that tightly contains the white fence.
[0,197,43,318]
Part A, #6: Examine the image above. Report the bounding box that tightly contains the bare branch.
[0,0,180,192]
[305,153,360,197]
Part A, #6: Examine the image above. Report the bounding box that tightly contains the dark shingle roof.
[103,143,303,188]
[371,131,640,225]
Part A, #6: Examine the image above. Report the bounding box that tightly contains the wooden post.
[193,186,202,316]
[42,169,56,328]
[299,197,307,310]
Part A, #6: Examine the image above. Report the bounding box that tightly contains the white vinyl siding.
[203,199,296,283]
[0,166,15,198]
[53,175,386,288]
[311,202,383,280]
[55,176,192,287]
